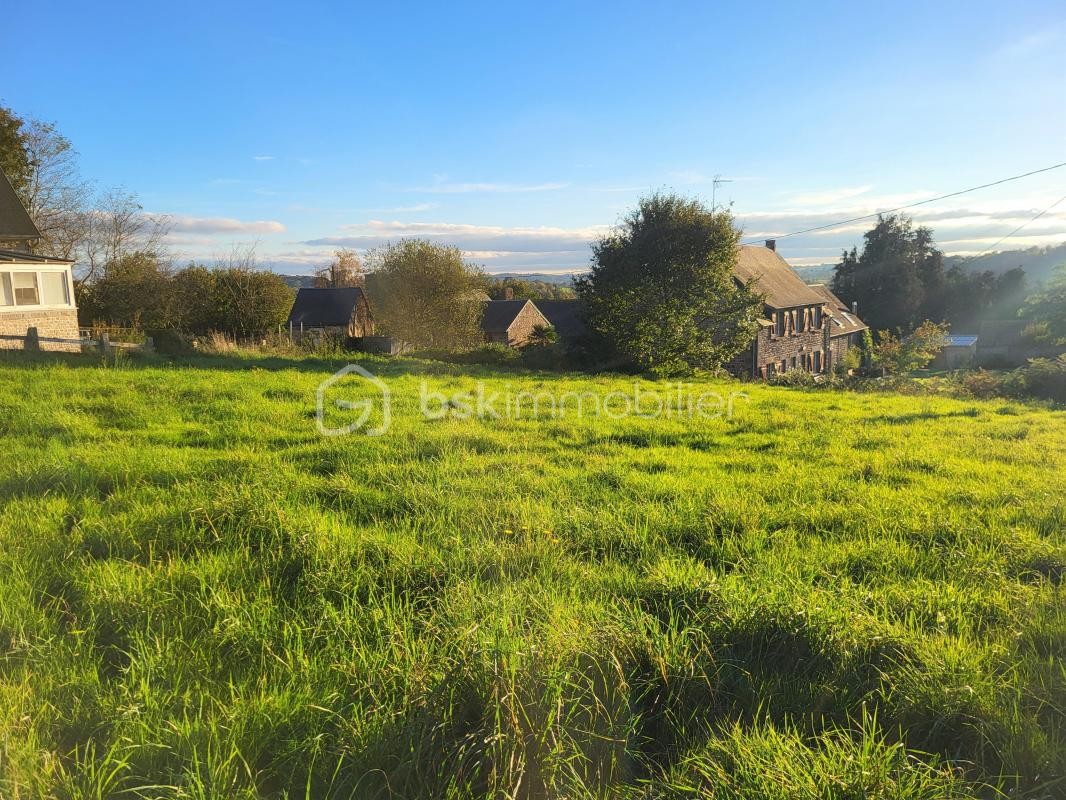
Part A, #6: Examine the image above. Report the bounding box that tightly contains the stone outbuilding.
[481,299,550,346]
[286,287,374,340]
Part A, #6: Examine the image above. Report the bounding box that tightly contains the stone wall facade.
[728,311,830,378]
[0,309,81,352]
[489,303,549,346]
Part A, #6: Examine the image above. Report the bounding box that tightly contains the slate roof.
[734,246,825,309]
[808,283,868,337]
[0,170,39,242]
[532,299,587,338]
[482,299,540,333]
[286,287,366,328]
[944,335,979,347]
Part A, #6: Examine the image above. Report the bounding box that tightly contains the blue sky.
[6,0,1066,273]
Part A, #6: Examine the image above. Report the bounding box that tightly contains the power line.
[740,160,1066,244]
[964,192,1066,264]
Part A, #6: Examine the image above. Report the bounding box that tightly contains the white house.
[0,170,80,350]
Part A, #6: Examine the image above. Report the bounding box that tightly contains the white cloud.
[252,155,276,161]
[300,220,609,273]
[165,215,286,235]
[311,220,608,252]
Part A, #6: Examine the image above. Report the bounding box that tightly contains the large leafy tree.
[831,214,945,333]
[575,192,762,376]
[365,239,486,350]
[1021,264,1066,345]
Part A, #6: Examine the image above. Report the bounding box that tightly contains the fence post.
[25,327,40,351]
[98,332,111,355]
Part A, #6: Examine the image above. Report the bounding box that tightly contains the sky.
[6,0,1066,274]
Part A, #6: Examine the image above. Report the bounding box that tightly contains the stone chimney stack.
[765,239,776,252]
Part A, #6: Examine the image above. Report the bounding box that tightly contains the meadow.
[0,351,1064,799]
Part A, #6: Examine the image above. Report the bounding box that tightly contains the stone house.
[481,299,550,346]
[726,241,866,378]
[286,287,374,340]
[809,283,868,367]
[0,170,80,351]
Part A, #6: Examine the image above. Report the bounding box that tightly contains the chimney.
[764,239,776,252]
[851,301,858,315]
[503,287,514,301]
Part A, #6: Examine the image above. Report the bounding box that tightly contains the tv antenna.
[712,174,733,211]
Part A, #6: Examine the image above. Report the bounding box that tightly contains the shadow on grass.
[0,349,624,387]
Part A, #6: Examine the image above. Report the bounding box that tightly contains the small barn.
[481,299,549,346]
[287,287,374,340]
[929,335,978,370]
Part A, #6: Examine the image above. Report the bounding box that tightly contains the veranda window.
[12,272,39,306]
[41,271,69,305]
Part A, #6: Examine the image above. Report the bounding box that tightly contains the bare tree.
[81,188,171,283]
[313,247,365,287]
[20,118,91,260]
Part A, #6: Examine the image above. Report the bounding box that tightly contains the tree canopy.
[365,239,486,351]
[830,214,1032,334]
[575,192,762,376]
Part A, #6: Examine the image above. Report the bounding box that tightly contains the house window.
[791,356,797,370]
[40,271,69,305]
[12,272,39,306]
[814,307,823,329]
[0,273,11,306]
[774,313,784,337]
[814,351,822,372]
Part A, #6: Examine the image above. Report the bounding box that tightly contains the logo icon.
[316,364,391,437]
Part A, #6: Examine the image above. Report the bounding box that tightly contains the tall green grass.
[0,352,1064,798]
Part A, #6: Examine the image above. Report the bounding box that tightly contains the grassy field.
[1,352,1064,799]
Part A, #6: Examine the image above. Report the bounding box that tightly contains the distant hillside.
[946,243,1066,285]
[280,275,317,289]
[795,264,836,285]
[491,272,582,286]
[795,244,1066,288]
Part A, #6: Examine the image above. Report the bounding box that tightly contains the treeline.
[830,214,1052,335]
[485,277,575,300]
[77,251,292,336]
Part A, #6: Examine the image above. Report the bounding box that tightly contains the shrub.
[144,328,194,356]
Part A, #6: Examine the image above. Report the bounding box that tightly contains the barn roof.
[0,170,39,242]
[287,287,366,328]
[482,299,542,333]
[808,283,868,336]
[532,299,587,338]
[734,246,825,309]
